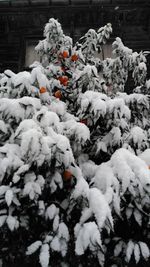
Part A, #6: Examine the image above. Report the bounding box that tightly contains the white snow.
[75,222,102,255]
[26,241,42,255]
[139,242,150,260]
[139,149,150,166]
[89,188,113,230]
[45,204,59,221]
[39,244,50,267]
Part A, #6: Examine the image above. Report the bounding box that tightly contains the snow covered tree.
[0,18,149,267]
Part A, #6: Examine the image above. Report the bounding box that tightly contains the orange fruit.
[59,51,69,59]
[63,170,72,181]
[58,76,64,84]
[54,90,62,99]
[62,76,69,86]
[63,76,68,82]
[63,81,68,86]
[71,54,78,62]
[58,76,69,86]
[80,119,87,125]
[62,51,69,58]
[40,87,47,94]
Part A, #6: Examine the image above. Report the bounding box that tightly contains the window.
[94,42,113,61]
[25,40,40,67]
[100,42,113,60]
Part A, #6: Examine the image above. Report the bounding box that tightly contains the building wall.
[0,0,149,74]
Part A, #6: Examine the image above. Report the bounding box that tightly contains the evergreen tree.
[0,18,149,267]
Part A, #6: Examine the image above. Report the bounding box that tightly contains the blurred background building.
[0,0,149,75]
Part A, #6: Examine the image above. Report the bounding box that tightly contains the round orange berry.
[54,90,62,99]
[40,87,47,94]
[63,170,73,181]
[71,54,78,62]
